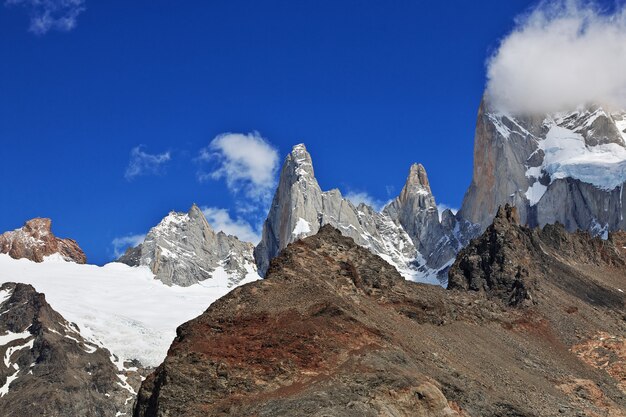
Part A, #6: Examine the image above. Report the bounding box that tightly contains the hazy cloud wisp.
[125,146,171,181]
[6,0,86,34]
[486,0,626,113]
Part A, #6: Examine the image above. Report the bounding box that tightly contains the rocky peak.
[0,283,140,416]
[0,218,86,264]
[287,143,315,179]
[400,163,434,202]
[449,203,626,307]
[118,205,257,287]
[493,204,520,227]
[255,144,470,283]
[383,164,461,273]
[254,144,432,281]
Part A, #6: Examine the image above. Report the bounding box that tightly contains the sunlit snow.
[292,217,311,236]
[0,254,260,367]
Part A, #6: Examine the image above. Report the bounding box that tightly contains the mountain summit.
[118,205,258,287]
[253,144,462,283]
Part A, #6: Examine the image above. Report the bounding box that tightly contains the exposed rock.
[0,218,86,264]
[0,282,142,416]
[384,163,470,271]
[254,144,467,283]
[135,221,626,417]
[459,98,626,237]
[118,204,257,287]
[449,204,626,307]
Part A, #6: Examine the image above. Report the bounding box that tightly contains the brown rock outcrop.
[0,218,86,263]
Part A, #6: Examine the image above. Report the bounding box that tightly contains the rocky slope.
[119,204,257,287]
[0,218,86,264]
[134,216,625,417]
[0,282,143,417]
[254,144,468,283]
[459,99,626,236]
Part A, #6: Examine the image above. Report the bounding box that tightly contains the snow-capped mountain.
[459,100,626,236]
[0,215,261,414]
[0,218,86,264]
[254,144,467,284]
[118,204,258,287]
[0,282,139,416]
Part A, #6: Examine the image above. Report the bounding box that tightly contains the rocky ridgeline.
[459,100,626,236]
[0,218,86,264]
[134,221,626,417]
[449,204,626,307]
[119,204,256,287]
[254,144,473,283]
[0,282,143,417]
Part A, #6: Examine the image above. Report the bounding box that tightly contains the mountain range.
[1,99,625,416]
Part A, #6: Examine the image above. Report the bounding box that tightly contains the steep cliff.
[459,99,626,236]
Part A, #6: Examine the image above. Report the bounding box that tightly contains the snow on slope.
[0,254,260,367]
[539,125,626,190]
[524,112,626,205]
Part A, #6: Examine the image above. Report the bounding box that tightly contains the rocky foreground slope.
[0,282,142,417]
[134,209,625,417]
[0,218,86,264]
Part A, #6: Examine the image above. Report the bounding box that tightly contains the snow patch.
[292,218,311,236]
[525,181,548,206]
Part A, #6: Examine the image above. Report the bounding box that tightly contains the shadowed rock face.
[0,283,141,416]
[0,218,86,264]
[135,222,625,417]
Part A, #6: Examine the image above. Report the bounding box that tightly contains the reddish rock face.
[0,218,86,264]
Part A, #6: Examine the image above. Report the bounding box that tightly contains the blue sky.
[0,0,591,264]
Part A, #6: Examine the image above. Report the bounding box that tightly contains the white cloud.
[201,206,261,244]
[436,204,458,221]
[6,0,86,34]
[486,0,626,113]
[198,132,279,202]
[344,191,386,211]
[111,233,145,258]
[125,146,171,181]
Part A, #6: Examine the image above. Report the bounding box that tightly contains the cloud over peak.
[6,0,86,34]
[198,132,279,203]
[486,0,626,114]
